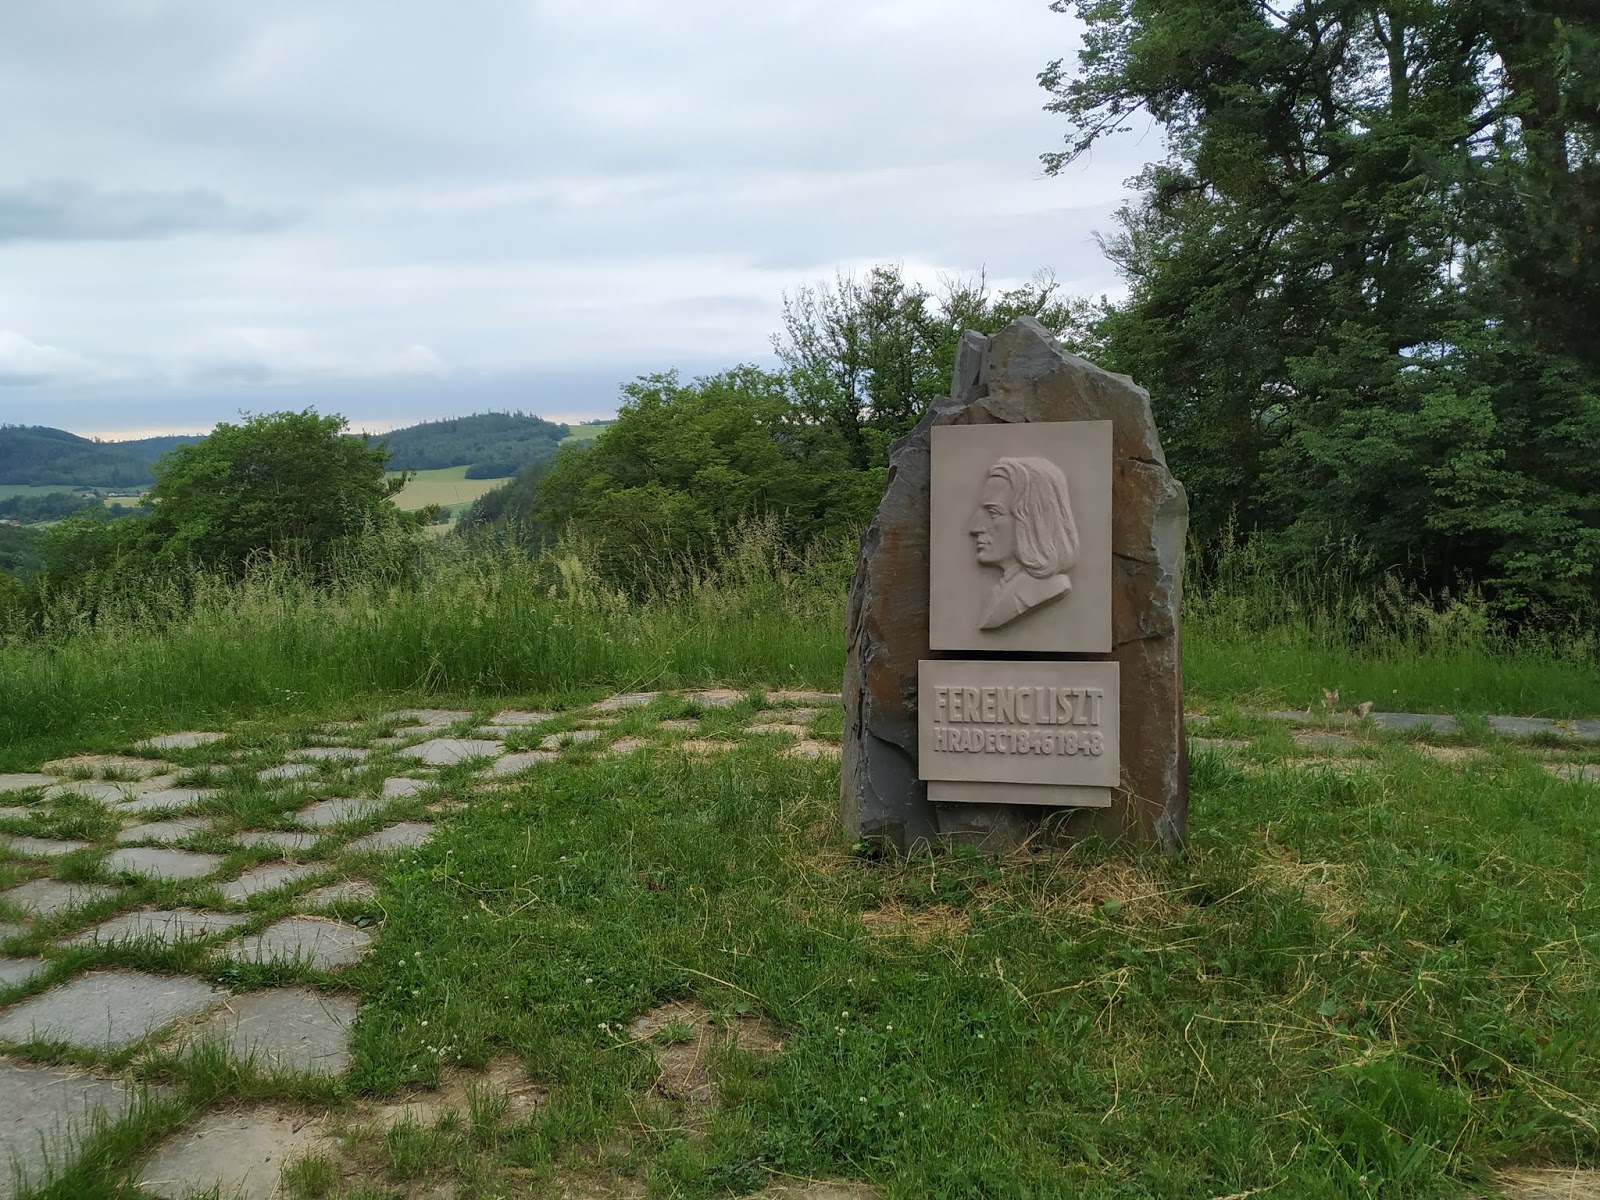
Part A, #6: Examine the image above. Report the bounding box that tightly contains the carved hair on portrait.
[968,456,1080,630]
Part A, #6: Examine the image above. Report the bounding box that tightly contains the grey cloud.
[0,180,294,242]
[0,1,1157,435]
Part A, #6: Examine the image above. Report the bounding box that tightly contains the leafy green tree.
[529,366,881,579]
[775,265,1095,470]
[145,410,407,576]
[1043,0,1600,616]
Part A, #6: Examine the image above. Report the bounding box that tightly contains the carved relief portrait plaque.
[929,422,1112,653]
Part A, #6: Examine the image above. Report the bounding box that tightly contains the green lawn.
[560,422,613,445]
[388,467,510,512]
[2,693,1598,1196]
[0,484,91,501]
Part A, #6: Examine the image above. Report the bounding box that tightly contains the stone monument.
[841,317,1188,853]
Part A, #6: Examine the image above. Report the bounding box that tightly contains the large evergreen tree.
[1043,0,1599,616]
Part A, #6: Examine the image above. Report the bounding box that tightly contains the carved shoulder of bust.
[979,570,1071,630]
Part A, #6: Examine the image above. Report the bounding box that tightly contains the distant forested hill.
[0,426,201,486]
[1,412,571,489]
[374,412,570,477]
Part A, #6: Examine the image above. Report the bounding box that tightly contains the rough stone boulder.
[841,317,1188,853]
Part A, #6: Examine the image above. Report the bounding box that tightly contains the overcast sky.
[0,0,1157,440]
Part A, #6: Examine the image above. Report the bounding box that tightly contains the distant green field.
[389,466,510,512]
[561,422,613,445]
[0,483,87,501]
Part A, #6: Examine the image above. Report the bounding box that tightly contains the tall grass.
[2,520,1596,767]
[1185,532,1600,715]
[0,519,849,764]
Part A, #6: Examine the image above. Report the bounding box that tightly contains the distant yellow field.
[389,466,509,512]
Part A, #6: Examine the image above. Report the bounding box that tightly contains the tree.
[1043,0,1600,616]
[774,265,1096,471]
[145,410,407,576]
[528,366,880,579]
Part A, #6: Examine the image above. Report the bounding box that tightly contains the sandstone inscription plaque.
[929,422,1112,653]
[919,660,1118,807]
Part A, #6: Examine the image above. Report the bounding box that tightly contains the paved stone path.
[0,687,1590,1195]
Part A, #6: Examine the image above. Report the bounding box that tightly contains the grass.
[387,467,510,513]
[1,522,1596,775]
[560,423,613,445]
[0,484,90,501]
[4,696,1599,1196]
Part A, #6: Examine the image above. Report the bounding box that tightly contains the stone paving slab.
[0,923,30,945]
[44,779,137,803]
[602,738,649,757]
[784,740,841,761]
[686,689,744,707]
[539,730,601,751]
[489,751,557,776]
[0,1058,143,1200]
[1293,731,1360,751]
[475,724,534,739]
[218,863,325,903]
[748,722,810,737]
[258,763,318,783]
[1191,737,1250,752]
[42,755,174,779]
[105,847,225,881]
[491,709,553,725]
[594,691,659,712]
[187,987,358,1076]
[1573,720,1600,741]
[1259,709,1326,725]
[0,808,30,821]
[399,737,503,766]
[381,776,430,798]
[0,959,46,988]
[768,690,843,705]
[345,823,433,854]
[136,1106,334,1200]
[64,909,248,948]
[232,829,321,853]
[1488,715,1560,738]
[1371,712,1460,734]
[1,880,119,918]
[659,719,699,732]
[0,774,53,795]
[300,879,376,908]
[1,836,89,859]
[135,732,227,751]
[679,739,736,756]
[227,919,372,970]
[292,746,371,763]
[383,708,471,727]
[1547,763,1600,784]
[128,773,182,793]
[0,970,223,1050]
[115,817,212,846]
[115,787,218,815]
[292,797,385,828]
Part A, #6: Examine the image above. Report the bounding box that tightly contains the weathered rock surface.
[842,318,1188,852]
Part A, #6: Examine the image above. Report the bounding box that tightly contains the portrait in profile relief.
[969,456,1079,630]
[929,420,1111,653]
